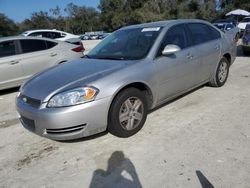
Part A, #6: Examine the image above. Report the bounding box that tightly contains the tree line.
[1,0,250,36]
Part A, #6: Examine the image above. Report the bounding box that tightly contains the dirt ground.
[0,41,250,188]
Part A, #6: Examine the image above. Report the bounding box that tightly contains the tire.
[209,57,230,87]
[108,88,148,138]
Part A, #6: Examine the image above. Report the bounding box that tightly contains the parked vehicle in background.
[21,29,83,47]
[21,29,80,41]
[98,33,110,40]
[0,36,84,90]
[89,35,99,40]
[237,17,250,36]
[16,19,236,141]
[213,22,240,42]
[213,18,237,26]
[242,24,250,55]
[81,34,90,40]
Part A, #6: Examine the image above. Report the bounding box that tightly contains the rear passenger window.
[188,23,220,45]
[0,41,16,58]
[46,41,58,49]
[20,39,47,53]
[43,32,61,39]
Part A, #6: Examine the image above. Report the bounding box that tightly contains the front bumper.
[16,96,111,140]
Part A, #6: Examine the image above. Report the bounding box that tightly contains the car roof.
[120,19,212,30]
[0,36,60,42]
[23,29,64,33]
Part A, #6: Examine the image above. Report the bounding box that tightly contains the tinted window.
[0,41,16,58]
[188,23,219,45]
[44,32,61,39]
[20,39,47,53]
[225,23,235,30]
[208,26,221,40]
[46,41,58,49]
[157,24,188,56]
[29,32,43,37]
[214,23,225,31]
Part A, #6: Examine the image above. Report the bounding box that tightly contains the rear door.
[187,23,221,82]
[154,24,200,102]
[0,40,24,88]
[18,39,59,78]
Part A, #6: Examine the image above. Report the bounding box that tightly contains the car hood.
[21,58,128,102]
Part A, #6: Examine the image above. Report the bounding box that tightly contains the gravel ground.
[0,42,249,188]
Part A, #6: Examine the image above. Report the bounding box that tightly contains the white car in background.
[238,17,250,35]
[21,29,79,41]
[0,36,84,90]
[21,29,83,46]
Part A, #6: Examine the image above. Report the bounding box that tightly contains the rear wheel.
[108,88,148,138]
[209,57,229,87]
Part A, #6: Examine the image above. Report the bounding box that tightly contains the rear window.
[20,39,47,53]
[0,41,16,58]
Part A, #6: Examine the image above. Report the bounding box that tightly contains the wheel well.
[115,82,154,109]
[58,60,67,64]
[223,53,231,64]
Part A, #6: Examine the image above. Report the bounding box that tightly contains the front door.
[154,24,199,103]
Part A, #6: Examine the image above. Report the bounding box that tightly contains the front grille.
[19,94,41,108]
[20,116,35,132]
[46,124,86,135]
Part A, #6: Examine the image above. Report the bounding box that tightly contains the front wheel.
[108,88,148,138]
[209,57,230,87]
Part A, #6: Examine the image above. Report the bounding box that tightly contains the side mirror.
[162,44,181,56]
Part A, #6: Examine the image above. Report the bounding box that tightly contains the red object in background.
[72,46,85,53]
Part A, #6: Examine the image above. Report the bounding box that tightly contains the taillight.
[72,46,85,53]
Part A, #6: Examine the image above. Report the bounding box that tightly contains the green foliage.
[1,1,250,36]
[0,13,18,36]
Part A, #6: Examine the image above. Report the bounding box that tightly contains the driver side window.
[157,24,188,57]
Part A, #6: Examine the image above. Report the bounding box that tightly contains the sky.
[0,0,100,23]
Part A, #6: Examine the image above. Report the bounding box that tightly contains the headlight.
[47,87,98,108]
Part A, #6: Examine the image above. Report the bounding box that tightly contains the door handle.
[9,60,19,65]
[186,53,193,60]
[50,53,57,57]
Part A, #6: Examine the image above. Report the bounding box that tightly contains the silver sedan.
[16,19,236,140]
[0,36,84,90]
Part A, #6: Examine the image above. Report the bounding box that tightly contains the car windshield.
[214,24,225,30]
[88,27,162,60]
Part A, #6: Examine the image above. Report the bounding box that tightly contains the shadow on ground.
[0,87,19,96]
[196,170,214,188]
[89,151,142,188]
